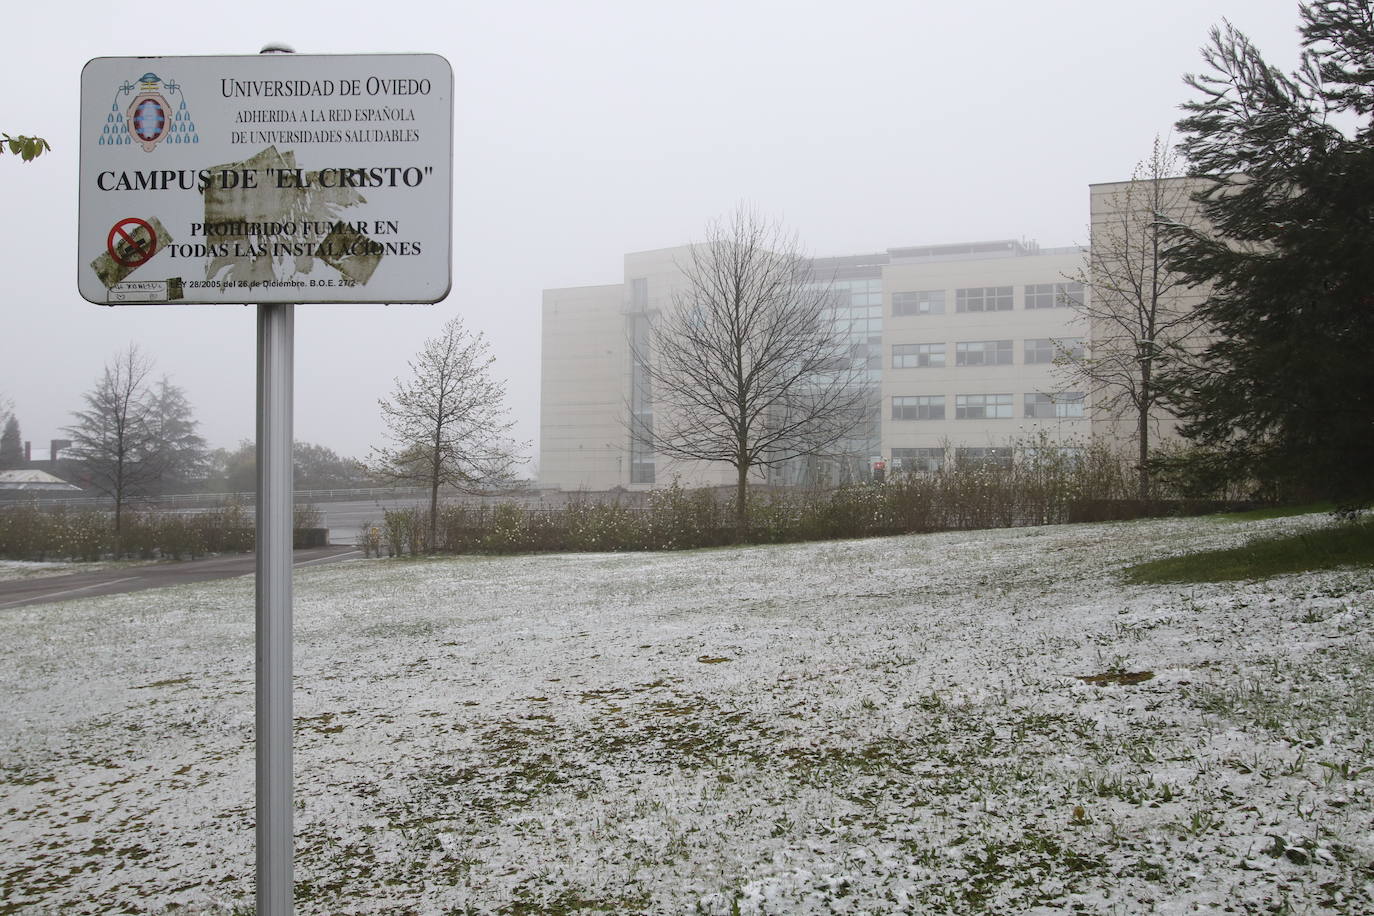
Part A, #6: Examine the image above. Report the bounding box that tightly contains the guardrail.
[1,486,432,509]
[1,483,548,510]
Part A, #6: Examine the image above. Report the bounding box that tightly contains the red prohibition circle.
[107,218,157,268]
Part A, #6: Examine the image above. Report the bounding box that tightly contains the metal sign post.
[255,42,295,916]
[256,300,294,915]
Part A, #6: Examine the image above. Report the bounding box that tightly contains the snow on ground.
[0,558,165,583]
[2,512,1371,914]
[0,560,86,582]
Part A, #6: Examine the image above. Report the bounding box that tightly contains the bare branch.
[1061,139,1213,498]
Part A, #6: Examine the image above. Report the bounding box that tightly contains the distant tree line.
[2,345,379,533]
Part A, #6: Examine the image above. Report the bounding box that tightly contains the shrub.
[381,507,426,556]
[0,499,254,562]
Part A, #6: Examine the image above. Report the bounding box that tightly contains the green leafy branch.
[2,134,51,162]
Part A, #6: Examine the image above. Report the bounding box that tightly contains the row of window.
[892,282,1083,317]
[891,392,1086,421]
[890,445,1086,472]
[891,338,1084,368]
[891,446,1004,472]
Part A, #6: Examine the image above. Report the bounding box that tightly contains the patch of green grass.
[1125,518,1374,583]
[500,884,652,915]
[1214,502,1334,522]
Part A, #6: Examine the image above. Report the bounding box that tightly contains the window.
[955,340,1013,366]
[1024,338,1056,364]
[1025,281,1083,309]
[892,395,945,420]
[893,290,945,316]
[955,393,1013,419]
[955,286,1013,313]
[1024,392,1085,419]
[1026,338,1085,365]
[955,446,1013,469]
[892,343,945,368]
[1025,283,1056,309]
[891,447,946,473]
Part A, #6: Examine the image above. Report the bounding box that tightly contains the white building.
[879,240,1088,473]
[540,238,1091,491]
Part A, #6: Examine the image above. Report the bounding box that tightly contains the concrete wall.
[538,283,626,491]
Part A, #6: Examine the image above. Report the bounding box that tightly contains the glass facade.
[828,277,883,381]
[824,276,882,482]
[771,270,884,487]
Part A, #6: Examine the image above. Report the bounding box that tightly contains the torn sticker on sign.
[106,278,184,304]
[315,222,382,285]
[92,216,172,288]
[202,145,379,286]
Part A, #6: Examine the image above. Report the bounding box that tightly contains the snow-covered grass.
[0,558,163,583]
[0,559,88,581]
[2,511,1371,914]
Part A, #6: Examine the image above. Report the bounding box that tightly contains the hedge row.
[0,503,321,561]
[367,447,1139,556]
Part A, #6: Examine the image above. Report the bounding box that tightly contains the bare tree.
[1059,139,1209,499]
[371,316,525,550]
[64,345,161,540]
[635,207,868,536]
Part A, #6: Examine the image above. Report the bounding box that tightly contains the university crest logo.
[101,73,199,151]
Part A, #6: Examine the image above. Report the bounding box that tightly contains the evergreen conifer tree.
[0,416,22,469]
[1164,0,1374,506]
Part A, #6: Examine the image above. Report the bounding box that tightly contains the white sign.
[79,54,453,305]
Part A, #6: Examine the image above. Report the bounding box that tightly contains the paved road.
[0,545,360,610]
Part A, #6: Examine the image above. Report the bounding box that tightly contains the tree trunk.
[1137,403,1151,502]
[428,478,440,553]
[735,463,749,543]
[113,492,123,558]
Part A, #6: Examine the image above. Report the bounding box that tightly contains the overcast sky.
[2,0,1304,466]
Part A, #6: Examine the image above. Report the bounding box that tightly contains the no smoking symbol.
[107,217,158,268]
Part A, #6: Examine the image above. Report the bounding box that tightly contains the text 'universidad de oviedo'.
[219,76,434,98]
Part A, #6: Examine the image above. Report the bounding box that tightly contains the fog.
[1,0,1302,465]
